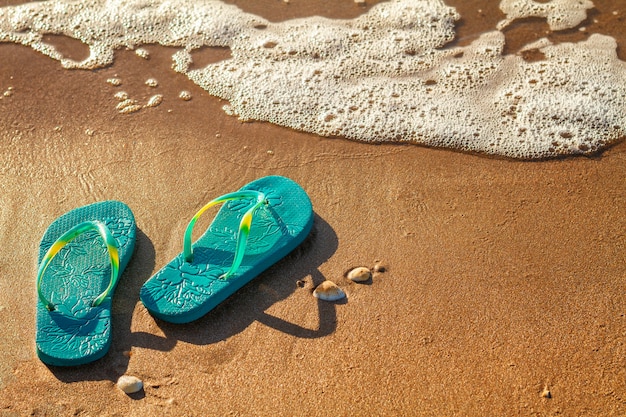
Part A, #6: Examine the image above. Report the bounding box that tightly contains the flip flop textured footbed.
[36,201,136,366]
[140,176,313,323]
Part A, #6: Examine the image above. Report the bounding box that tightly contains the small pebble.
[347,267,371,282]
[313,280,345,301]
[117,375,143,394]
[541,387,551,398]
[373,263,386,273]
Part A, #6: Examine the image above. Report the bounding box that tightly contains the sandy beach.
[1,0,625,415]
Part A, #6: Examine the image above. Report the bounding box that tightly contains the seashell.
[117,375,143,394]
[347,266,371,282]
[313,280,345,301]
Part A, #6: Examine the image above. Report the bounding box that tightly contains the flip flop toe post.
[35,201,136,366]
[140,175,313,324]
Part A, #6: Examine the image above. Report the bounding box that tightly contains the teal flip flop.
[140,175,313,324]
[35,201,136,366]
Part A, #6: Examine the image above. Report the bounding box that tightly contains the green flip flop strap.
[183,190,266,279]
[37,220,121,311]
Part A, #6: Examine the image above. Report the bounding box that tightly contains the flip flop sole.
[140,176,313,324]
[36,201,136,366]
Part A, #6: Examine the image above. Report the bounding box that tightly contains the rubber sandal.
[139,175,313,324]
[35,201,136,366]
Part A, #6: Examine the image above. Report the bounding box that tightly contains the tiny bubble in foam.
[135,48,150,59]
[106,78,122,86]
[146,94,163,107]
[114,91,129,101]
[116,98,138,111]
[179,90,192,101]
[119,104,142,114]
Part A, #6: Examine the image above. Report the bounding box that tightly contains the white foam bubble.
[498,0,594,31]
[106,77,122,86]
[0,0,624,158]
[146,94,163,107]
[135,47,150,59]
[116,98,141,114]
[114,91,129,101]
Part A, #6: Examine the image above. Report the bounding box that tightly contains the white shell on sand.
[117,375,143,394]
[347,267,371,282]
[313,281,345,301]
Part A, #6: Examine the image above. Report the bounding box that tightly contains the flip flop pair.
[36,176,313,366]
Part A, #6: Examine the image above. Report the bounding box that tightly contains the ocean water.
[0,0,624,159]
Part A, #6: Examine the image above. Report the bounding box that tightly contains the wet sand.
[1,0,625,415]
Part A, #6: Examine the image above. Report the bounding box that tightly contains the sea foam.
[0,0,624,158]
